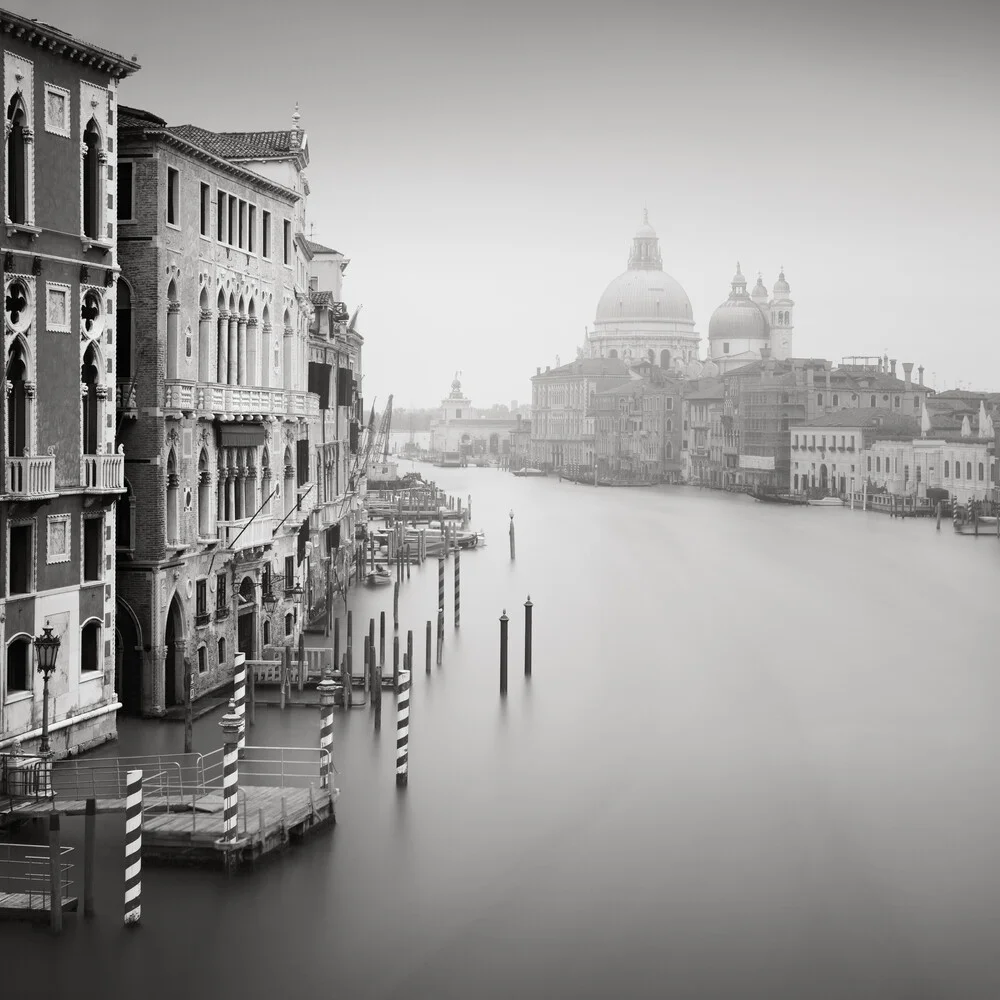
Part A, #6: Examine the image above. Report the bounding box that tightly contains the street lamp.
[33,624,61,756]
[289,579,304,604]
[262,589,278,615]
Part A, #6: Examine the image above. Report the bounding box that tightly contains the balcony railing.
[6,454,56,498]
[163,381,320,419]
[81,451,125,492]
[217,515,274,551]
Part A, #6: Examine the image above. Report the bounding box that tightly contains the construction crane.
[348,394,393,489]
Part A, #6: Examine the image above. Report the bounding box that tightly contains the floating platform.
[0,892,78,922]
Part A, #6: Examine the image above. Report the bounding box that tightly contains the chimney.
[918,365,924,386]
[890,359,897,377]
[536,367,541,376]
[545,366,550,373]
[902,362,913,389]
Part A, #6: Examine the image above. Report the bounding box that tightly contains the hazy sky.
[31,0,1000,407]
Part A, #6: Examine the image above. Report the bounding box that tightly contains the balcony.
[163,381,321,419]
[6,454,57,498]
[81,452,125,493]
[217,515,274,551]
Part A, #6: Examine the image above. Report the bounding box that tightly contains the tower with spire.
[769,267,794,360]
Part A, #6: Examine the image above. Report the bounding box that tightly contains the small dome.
[708,266,770,341]
[773,267,790,296]
[751,273,769,301]
[684,359,704,379]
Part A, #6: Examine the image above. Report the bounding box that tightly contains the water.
[5,464,1000,998]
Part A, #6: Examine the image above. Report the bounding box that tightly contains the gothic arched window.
[83,118,103,239]
[6,95,28,224]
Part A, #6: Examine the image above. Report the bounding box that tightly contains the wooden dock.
[0,891,78,922]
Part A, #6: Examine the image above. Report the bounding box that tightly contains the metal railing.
[0,842,73,910]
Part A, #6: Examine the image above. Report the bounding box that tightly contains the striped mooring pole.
[453,544,461,628]
[317,672,336,790]
[437,554,445,625]
[219,700,243,845]
[124,768,143,927]
[396,669,410,788]
[233,653,247,757]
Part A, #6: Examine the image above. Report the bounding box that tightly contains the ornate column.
[244,464,256,517]
[260,322,272,389]
[199,308,213,384]
[246,316,258,388]
[226,468,236,522]
[237,314,247,386]
[217,463,226,525]
[235,466,245,520]
[217,311,229,384]
[149,644,167,717]
[228,313,239,386]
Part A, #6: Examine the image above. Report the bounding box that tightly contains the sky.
[29,0,1000,407]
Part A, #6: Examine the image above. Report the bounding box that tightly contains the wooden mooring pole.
[393,633,400,689]
[509,510,515,560]
[500,609,509,695]
[406,630,413,679]
[49,812,62,933]
[393,581,400,632]
[426,620,432,674]
[380,610,386,667]
[524,595,533,677]
[84,798,96,917]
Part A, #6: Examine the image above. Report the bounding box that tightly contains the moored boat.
[807,496,844,507]
[512,468,547,478]
[751,489,808,505]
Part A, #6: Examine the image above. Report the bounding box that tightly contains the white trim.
[3,689,32,706]
[46,513,72,564]
[0,701,122,748]
[44,281,72,333]
[43,82,71,137]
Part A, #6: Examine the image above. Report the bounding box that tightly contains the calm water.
[5,464,1000,999]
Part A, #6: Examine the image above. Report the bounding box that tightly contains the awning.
[217,423,267,449]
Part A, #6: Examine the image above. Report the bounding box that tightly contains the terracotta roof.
[119,107,164,129]
[169,125,301,160]
[310,290,334,307]
[305,239,340,256]
[797,408,916,429]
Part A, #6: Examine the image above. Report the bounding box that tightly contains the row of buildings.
[528,214,998,500]
[1,11,367,757]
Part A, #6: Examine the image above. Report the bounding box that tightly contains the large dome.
[596,268,693,324]
[708,263,769,341]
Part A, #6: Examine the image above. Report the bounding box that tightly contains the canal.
[5,466,1000,998]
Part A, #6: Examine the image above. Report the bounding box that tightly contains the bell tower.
[769,267,794,360]
[627,209,662,270]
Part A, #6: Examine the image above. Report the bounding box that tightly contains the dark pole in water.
[524,595,533,677]
[426,620,432,674]
[393,581,400,632]
[380,611,386,667]
[393,633,400,690]
[509,510,515,561]
[333,616,341,683]
[936,501,942,530]
[436,607,444,665]
[407,629,413,678]
[500,609,509,695]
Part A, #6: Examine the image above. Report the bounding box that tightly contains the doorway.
[164,593,184,708]
[237,576,257,659]
[115,599,143,714]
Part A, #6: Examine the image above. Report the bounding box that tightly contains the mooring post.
[500,609,509,695]
[454,544,461,629]
[406,543,411,580]
[437,554,445,626]
[393,581,400,632]
[281,645,290,711]
[318,671,335,790]
[524,595,533,677]
[346,609,353,664]
[219,702,242,849]
[84,797,96,917]
[936,501,942,530]
[183,655,194,754]
[374,666,383,732]
[333,616,341,679]
[298,633,306,692]
[393,633,400,689]
[396,669,410,788]
[436,607,444,665]
[509,510,515,561]
[345,639,353,708]
[124,768,143,926]
[248,653,256,726]
[426,620,432,674]
[363,636,371,699]
[48,812,62,933]
[369,616,376,674]
[324,568,332,639]
[407,630,413,679]
[233,653,247,755]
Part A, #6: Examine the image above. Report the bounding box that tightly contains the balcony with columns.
[217,515,274,551]
[164,380,319,420]
[81,446,126,493]
[6,452,57,499]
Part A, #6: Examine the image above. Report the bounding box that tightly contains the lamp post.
[33,624,61,756]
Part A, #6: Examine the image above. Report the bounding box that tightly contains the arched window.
[166,448,179,543]
[832,394,839,406]
[117,477,135,553]
[197,288,211,382]
[894,396,900,408]
[660,349,670,369]
[979,462,985,481]
[82,118,103,240]
[81,343,101,456]
[197,449,211,537]
[794,474,799,490]
[260,447,272,516]
[6,337,29,457]
[867,456,872,472]
[81,619,102,675]
[6,95,28,224]
[967,462,973,480]
[817,394,823,406]
[666,419,672,433]
[262,619,271,647]
[283,445,295,515]
[6,635,31,691]
[870,395,877,407]
[781,393,789,404]
[166,280,179,380]
[216,290,228,384]
[285,612,294,636]
[247,299,258,386]
[116,281,133,381]
[665,441,672,459]
[608,349,618,360]
[944,460,950,478]
[780,417,789,431]
[217,637,227,667]
[197,645,207,673]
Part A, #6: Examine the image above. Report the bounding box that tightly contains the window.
[867,456,872,472]
[82,119,103,239]
[216,572,228,610]
[850,436,855,450]
[248,205,256,252]
[46,514,71,564]
[218,637,227,667]
[723,343,729,354]
[46,282,71,333]
[217,191,226,241]
[196,579,208,618]
[285,612,294,636]
[117,161,134,221]
[876,457,881,473]
[980,462,985,481]
[81,620,101,675]
[6,637,30,693]
[262,211,271,258]
[197,646,207,673]
[83,516,103,581]
[9,523,32,594]
[283,219,291,264]
[945,461,950,478]
[870,395,876,407]
[262,619,271,646]
[7,95,29,224]
[166,168,179,225]
[967,462,973,480]
[666,397,674,410]
[228,196,237,245]
[284,555,295,591]
[238,199,247,248]
[817,394,823,406]
[904,465,910,484]
[914,397,920,411]
[44,83,71,136]
[200,183,210,236]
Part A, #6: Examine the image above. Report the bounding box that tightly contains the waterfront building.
[530,357,630,470]
[428,375,524,460]
[707,264,795,373]
[594,364,683,482]
[114,105,327,716]
[583,213,699,370]
[681,379,726,486]
[0,17,139,755]
[509,414,531,469]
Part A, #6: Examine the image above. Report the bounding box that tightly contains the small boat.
[512,468,547,478]
[807,496,844,507]
[365,567,393,587]
[751,490,808,505]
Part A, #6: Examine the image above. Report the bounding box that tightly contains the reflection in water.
[6,463,1000,999]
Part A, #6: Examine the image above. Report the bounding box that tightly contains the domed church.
[583,212,700,371]
[707,263,795,374]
